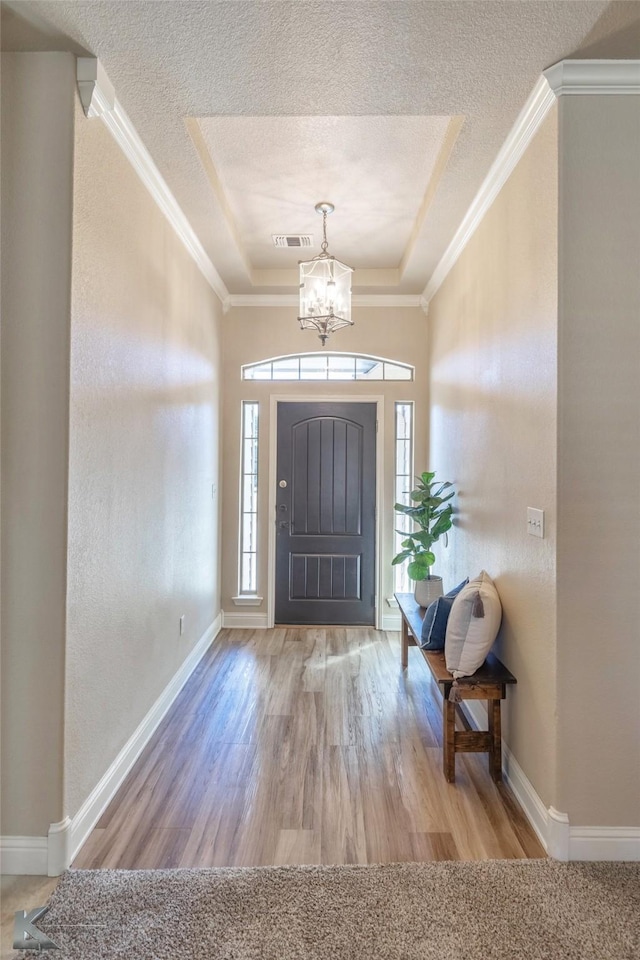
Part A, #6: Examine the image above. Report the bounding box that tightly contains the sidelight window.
[239,401,259,594]
[394,402,414,594]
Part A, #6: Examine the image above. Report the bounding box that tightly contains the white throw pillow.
[444,571,502,678]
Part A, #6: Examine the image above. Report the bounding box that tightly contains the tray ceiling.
[191,114,457,277]
[2,0,629,295]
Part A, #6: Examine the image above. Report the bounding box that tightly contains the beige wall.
[63,93,223,818]
[3,50,636,851]
[220,308,429,619]
[1,53,75,837]
[428,110,559,807]
[555,94,640,826]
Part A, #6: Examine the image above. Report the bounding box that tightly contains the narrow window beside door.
[239,401,259,594]
[394,402,414,594]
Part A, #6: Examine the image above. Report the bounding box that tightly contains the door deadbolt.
[279,479,287,488]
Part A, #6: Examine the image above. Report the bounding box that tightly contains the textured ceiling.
[2,0,634,294]
[193,115,454,271]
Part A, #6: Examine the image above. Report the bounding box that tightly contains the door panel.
[289,554,361,600]
[275,402,376,625]
[291,418,363,536]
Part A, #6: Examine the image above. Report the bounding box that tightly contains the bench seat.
[395,591,516,783]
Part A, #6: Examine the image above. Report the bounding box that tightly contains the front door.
[275,402,376,625]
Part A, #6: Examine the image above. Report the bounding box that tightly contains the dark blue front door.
[275,402,376,625]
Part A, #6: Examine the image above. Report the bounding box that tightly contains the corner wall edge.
[422,73,556,306]
[459,700,639,861]
[75,57,229,305]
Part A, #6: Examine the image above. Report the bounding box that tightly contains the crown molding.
[76,58,229,306]
[544,59,640,96]
[77,57,638,315]
[422,73,556,304]
[354,294,428,312]
[225,294,427,311]
[77,57,115,117]
[423,60,640,305]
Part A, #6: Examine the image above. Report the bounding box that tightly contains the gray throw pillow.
[445,571,502,678]
[420,578,469,650]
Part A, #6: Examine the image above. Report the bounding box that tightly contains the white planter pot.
[414,576,444,609]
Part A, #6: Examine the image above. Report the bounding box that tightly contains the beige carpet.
[25,861,639,959]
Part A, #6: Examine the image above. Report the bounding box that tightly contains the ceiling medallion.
[298,202,354,346]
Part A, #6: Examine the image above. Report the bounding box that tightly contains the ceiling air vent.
[272,235,313,248]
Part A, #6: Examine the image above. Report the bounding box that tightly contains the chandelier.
[298,202,354,346]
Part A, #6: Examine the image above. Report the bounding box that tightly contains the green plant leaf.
[393,473,455,575]
[395,531,416,544]
[391,550,412,565]
[411,530,434,548]
[426,493,453,507]
[408,554,435,580]
[431,514,453,539]
[430,483,452,499]
[432,502,454,517]
[400,506,426,519]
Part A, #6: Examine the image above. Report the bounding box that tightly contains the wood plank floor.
[73,627,545,868]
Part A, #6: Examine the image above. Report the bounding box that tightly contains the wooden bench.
[395,591,516,783]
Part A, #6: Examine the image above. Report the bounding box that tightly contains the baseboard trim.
[503,739,552,854]
[458,699,555,856]
[570,827,640,862]
[222,611,269,629]
[62,614,222,872]
[0,835,49,876]
[47,817,72,877]
[381,613,401,631]
[458,700,638,861]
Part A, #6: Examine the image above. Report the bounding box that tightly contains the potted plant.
[392,471,455,607]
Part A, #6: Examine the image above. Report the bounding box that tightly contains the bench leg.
[443,698,456,782]
[488,699,502,782]
[401,617,409,670]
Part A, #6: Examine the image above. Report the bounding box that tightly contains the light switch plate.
[527,507,544,538]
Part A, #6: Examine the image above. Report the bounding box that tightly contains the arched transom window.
[242,353,413,382]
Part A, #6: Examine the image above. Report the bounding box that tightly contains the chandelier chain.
[321,210,329,255]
